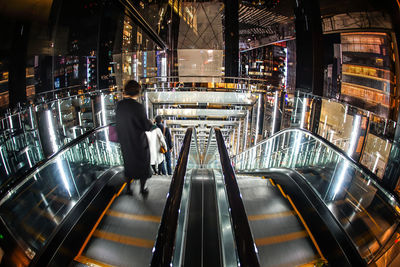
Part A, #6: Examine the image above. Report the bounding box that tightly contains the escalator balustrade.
[1,126,400,267]
[0,126,194,267]
[0,126,123,266]
[232,128,400,266]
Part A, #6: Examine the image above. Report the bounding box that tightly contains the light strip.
[243,111,249,149]
[347,115,361,157]
[47,110,58,153]
[254,94,261,145]
[29,106,35,128]
[56,158,72,197]
[145,91,149,118]
[8,114,13,129]
[333,161,349,199]
[0,147,9,176]
[300,97,307,128]
[236,121,241,155]
[372,152,381,174]
[57,100,63,125]
[271,91,279,135]
[101,94,107,126]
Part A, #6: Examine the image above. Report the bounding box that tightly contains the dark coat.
[156,123,173,150]
[116,98,153,179]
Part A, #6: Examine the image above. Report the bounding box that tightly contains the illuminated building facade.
[240,42,288,90]
[339,32,397,119]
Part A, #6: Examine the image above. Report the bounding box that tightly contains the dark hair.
[155,115,162,124]
[124,80,141,96]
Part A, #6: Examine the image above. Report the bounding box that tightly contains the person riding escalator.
[116,80,153,195]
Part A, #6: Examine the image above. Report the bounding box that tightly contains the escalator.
[0,126,193,267]
[220,128,400,267]
[1,125,400,267]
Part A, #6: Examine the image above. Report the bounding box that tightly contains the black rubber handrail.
[0,124,112,200]
[215,128,260,267]
[150,128,193,266]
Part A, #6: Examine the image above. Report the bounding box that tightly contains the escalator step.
[92,229,154,248]
[73,255,114,267]
[248,210,295,221]
[255,230,308,246]
[73,178,170,267]
[82,235,153,266]
[237,176,322,267]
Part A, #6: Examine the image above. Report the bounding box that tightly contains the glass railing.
[282,91,396,181]
[0,90,122,192]
[140,76,271,92]
[140,77,397,190]
[233,128,400,264]
[0,125,122,260]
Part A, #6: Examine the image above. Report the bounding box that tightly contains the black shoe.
[140,187,149,195]
[125,188,133,195]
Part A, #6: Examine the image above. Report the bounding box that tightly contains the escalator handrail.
[192,128,201,165]
[201,127,214,166]
[150,128,193,266]
[0,124,113,201]
[215,128,260,267]
[233,127,400,206]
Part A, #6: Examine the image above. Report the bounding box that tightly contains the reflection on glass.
[360,134,392,179]
[0,91,121,189]
[46,109,59,154]
[234,128,400,263]
[347,115,361,157]
[0,127,122,258]
[277,92,396,179]
[340,32,395,118]
[318,100,354,152]
[177,49,224,83]
[271,91,279,135]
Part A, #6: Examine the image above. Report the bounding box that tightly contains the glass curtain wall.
[113,14,166,89]
[0,0,170,111]
[0,0,172,187]
[339,32,396,119]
